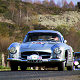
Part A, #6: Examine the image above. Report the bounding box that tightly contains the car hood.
[20,41,60,52]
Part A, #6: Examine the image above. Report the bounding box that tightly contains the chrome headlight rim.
[74,61,79,65]
[54,47,61,54]
[9,47,17,54]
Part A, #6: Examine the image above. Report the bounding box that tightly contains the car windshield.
[26,33,61,42]
[74,53,80,59]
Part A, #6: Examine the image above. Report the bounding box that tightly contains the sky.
[32,0,80,5]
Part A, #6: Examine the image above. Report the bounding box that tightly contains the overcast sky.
[22,0,80,5]
[32,0,80,5]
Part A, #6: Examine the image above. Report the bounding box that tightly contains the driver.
[50,37,59,41]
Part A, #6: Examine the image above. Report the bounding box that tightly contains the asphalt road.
[0,70,80,80]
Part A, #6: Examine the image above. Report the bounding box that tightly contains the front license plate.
[27,54,42,60]
[27,60,42,63]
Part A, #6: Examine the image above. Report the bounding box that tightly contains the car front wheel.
[67,63,74,71]
[20,65,27,71]
[58,62,65,71]
[10,61,18,71]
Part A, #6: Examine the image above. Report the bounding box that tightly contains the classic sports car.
[7,30,74,71]
[74,52,80,69]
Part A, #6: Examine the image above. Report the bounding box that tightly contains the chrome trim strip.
[7,58,27,62]
[7,58,65,62]
[48,59,66,62]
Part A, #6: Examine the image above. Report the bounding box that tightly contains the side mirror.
[64,40,67,43]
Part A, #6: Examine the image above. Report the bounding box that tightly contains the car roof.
[28,30,63,37]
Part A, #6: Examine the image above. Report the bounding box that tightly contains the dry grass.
[0,36,15,53]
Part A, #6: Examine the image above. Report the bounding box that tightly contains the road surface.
[0,70,80,80]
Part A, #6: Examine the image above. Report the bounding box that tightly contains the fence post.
[7,55,10,67]
[2,53,6,67]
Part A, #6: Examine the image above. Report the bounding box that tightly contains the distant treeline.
[23,0,80,9]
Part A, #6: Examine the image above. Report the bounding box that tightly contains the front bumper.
[7,58,66,63]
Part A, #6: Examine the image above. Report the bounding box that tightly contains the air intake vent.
[21,51,51,59]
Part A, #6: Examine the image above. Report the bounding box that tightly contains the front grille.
[21,51,51,59]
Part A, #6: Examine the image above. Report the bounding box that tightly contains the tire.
[67,66,73,70]
[67,63,73,71]
[10,61,18,71]
[73,66,76,70]
[75,66,78,69]
[20,65,27,71]
[58,62,65,71]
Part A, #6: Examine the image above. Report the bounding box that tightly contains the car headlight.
[54,47,61,54]
[9,47,17,54]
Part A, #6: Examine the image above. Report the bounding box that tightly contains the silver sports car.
[7,30,74,71]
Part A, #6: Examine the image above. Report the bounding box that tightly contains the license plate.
[27,54,42,60]
[27,60,42,63]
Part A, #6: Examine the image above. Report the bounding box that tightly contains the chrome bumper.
[7,58,65,63]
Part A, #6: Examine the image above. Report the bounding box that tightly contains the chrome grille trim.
[21,51,51,59]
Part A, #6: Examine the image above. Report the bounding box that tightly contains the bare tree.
[42,0,49,7]
[16,2,24,26]
[8,0,16,21]
[0,36,14,67]
[57,0,62,7]
[23,0,32,3]
[69,1,75,9]
[34,0,41,4]
[49,0,56,7]
[62,0,69,8]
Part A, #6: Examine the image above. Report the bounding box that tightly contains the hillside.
[27,11,80,30]
[38,11,80,29]
[0,10,80,30]
[0,1,79,30]
[0,16,14,24]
